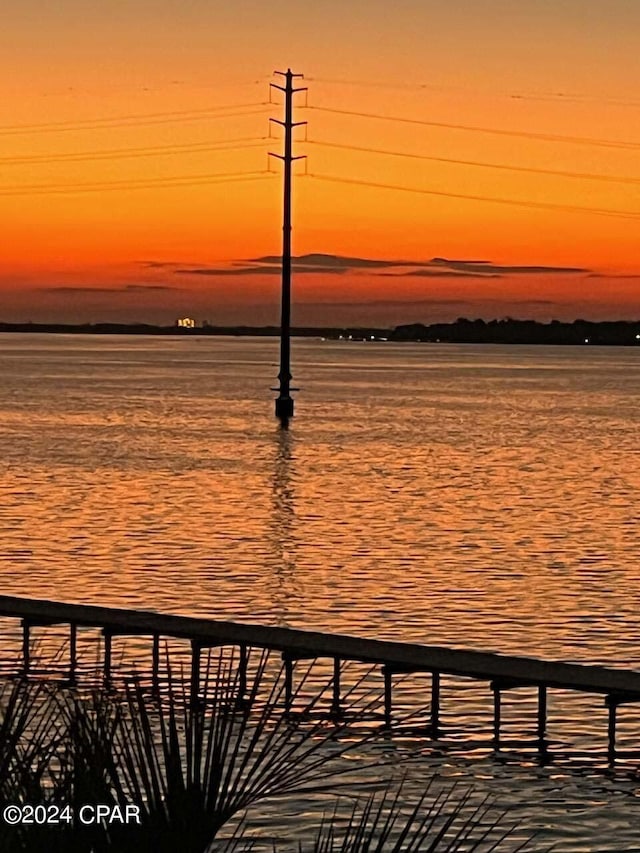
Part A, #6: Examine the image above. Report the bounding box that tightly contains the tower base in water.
[275,396,294,420]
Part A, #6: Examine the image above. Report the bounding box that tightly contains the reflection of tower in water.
[268,427,302,626]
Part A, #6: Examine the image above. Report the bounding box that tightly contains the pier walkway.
[1,593,639,762]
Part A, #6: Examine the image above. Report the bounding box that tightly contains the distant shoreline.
[0,319,639,346]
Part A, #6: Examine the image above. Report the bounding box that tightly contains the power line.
[308,75,469,91]
[29,77,268,98]
[0,101,269,131]
[306,139,640,186]
[306,76,640,107]
[306,172,640,221]
[180,76,271,90]
[0,137,271,166]
[305,105,640,150]
[0,169,275,197]
[0,104,271,136]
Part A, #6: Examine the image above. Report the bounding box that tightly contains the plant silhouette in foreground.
[300,781,535,852]
[66,650,391,852]
[0,649,535,852]
[224,777,535,853]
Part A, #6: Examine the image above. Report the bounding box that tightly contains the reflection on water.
[268,426,300,626]
[1,334,640,850]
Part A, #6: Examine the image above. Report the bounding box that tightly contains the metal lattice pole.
[270,69,306,422]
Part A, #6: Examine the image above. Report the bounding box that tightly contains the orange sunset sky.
[1,0,639,326]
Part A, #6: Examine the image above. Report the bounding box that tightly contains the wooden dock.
[1,593,639,762]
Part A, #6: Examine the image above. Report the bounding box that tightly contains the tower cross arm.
[270,84,307,94]
[268,152,306,161]
[269,119,307,128]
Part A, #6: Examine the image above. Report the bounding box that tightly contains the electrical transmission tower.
[269,69,306,423]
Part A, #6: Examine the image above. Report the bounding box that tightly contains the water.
[1,333,640,850]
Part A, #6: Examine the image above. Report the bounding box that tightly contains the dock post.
[431,670,440,738]
[21,620,30,676]
[492,684,501,749]
[238,644,248,702]
[607,697,617,765]
[103,629,112,684]
[284,655,294,712]
[190,640,201,706]
[152,633,160,690]
[383,665,393,729]
[69,623,77,683]
[331,656,341,719]
[537,685,547,755]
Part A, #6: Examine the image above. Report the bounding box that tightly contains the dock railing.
[1,593,639,763]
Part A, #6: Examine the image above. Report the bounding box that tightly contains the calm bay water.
[1,333,640,850]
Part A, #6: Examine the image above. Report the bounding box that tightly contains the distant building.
[176,317,196,329]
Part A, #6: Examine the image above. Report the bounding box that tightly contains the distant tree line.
[388,318,640,346]
[0,318,639,345]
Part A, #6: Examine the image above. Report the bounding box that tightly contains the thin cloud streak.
[39,284,178,293]
[587,273,640,279]
[303,298,558,308]
[379,270,503,279]
[433,260,589,275]
[249,253,419,269]
[176,265,347,276]
[170,252,591,279]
